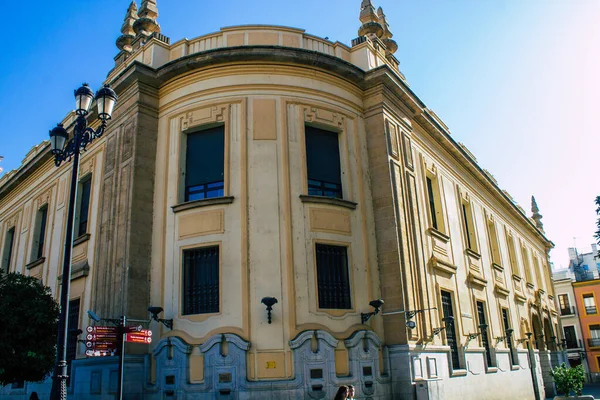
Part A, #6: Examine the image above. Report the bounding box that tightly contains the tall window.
[558,294,573,315]
[315,244,351,309]
[522,245,533,284]
[505,230,520,277]
[426,176,445,233]
[589,325,600,348]
[305,126,342,199]
[66,298,80,385]
[486,218,501,265]
[477,301,493,367]
[532,255,544,290]
[441,290,460,369]
[76,176,92,237]
[183,246,220,315]
[461,200,477,252]
[584,294,597,315]
[32,205,48,261]
[502,308,517,365]
[185,126,225,202]
[563,326,578,349]
[1,227,15,272]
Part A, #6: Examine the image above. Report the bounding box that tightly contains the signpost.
[85,320,153,400]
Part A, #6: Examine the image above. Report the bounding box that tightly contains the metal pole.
[117,315,126,400]
[50,118,83,400]
[527,339,542,400]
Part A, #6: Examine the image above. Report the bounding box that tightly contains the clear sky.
[0,0,598,268]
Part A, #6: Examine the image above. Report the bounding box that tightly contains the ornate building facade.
[0,1,561,399]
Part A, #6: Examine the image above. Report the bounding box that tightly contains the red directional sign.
[126,329,152,344]
[86,326,120,357]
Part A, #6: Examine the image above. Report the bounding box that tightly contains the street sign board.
[87,326,119,334]
[125,325,144,333]
[85,349,117,357]
[125,329,152,344]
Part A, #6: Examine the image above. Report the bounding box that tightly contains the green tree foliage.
[595,196,600,257]
[0,272,59,385]
[550,363,585,396]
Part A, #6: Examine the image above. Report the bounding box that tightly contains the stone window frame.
[176,104,232,207]
[178,241,223,323]
[300,106,353,203]
[458,189,479,255]
[74,173,93,239]
[422,160,448,237]
[310,238,356,318]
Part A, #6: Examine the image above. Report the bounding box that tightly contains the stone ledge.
[26,257,45,270]
[450,369,467,377]
[58,260,90,282]
[299,195,357,210]
[485,366,498,374]
[429,256,457,275]
[427,227,450,243]
[172,196,235,213]
[73,233,91,246]
[468,273,487,288]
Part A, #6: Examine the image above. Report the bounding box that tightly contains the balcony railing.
[588,338,600,348]
[560,306,576,316]
[585,306,598,315]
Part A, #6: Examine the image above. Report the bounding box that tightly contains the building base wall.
[388,344,541,400]
[0,335,549,400]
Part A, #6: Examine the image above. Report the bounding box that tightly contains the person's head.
[29,393,39,400]
[347,385,355,398]
[334,385,348,400]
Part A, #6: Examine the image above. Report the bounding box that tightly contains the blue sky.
[0,0,598,267]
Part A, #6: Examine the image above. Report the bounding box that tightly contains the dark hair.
[334,385,348,400]
[29,393,40,400]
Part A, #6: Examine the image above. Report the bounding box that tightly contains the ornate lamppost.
[48,83,118,400]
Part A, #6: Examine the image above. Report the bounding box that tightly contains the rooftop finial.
[133,0,160,37]
[531,196,544,233]
[116,1,138,53]
[358,0,383,39]
[377,7,398,54]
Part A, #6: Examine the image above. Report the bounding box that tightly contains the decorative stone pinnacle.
[531,196,544,232]
[116,1,139,52]
[360,0,378,24]
[377,6,397,54]
[139,0,158,20]
[121,1,138,36]
[133,0,161,37]
[358,0,384,38]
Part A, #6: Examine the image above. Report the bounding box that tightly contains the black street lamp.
[49,83,117,400]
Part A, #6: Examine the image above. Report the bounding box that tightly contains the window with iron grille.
[66,298,80,385]
[76,176,92,237]
[1,227,15,272]
[315,244,351,309]
[305,126,342,199]
[185,126,225,202]
[477,301,493,367]
[183,246,220,315]
[441,290,460,369]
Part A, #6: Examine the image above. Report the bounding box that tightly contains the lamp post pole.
[49,83,118,400]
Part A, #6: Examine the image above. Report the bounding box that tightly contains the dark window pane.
[37,206,48,259]
[502,308,517,365]
[78,178,92,236]
[3,227,15,272]
[426,177,437,229]
[441,290,460,369]
[315,244,351,309]
[462,203,471,250]
[183,247,220,315]
[564,326,578,349]
[305,126,342,198]
[66,298,80,386]
[477,301,492,367]
[185,126,225,201]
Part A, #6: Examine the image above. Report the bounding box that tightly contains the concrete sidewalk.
[546,383,600,399]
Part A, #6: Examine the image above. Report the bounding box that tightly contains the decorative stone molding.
[172,196,234,213]
[57,260,90,282]
[26,257,45,270]
[299,195,357,210]
[303,106,346,130]
[468,273,487,288]
[429,256,457,275]
[494,284,510,297]
[181,105,228,131]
